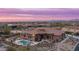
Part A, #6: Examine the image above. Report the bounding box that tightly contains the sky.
[0,8,79,22]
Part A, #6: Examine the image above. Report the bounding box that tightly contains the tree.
[3,24,11,35]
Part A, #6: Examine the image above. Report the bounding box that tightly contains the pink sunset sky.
[0,8,79,22]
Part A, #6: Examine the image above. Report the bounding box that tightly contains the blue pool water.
[19,40,30,46]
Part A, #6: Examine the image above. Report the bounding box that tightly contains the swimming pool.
[19,40,30,45]
[14,40,30,46]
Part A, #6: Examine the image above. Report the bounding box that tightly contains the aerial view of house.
[0,8,78,51]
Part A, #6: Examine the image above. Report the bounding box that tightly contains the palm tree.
[72,23,75,37]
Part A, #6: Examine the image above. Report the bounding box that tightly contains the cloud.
[0,8,78,22]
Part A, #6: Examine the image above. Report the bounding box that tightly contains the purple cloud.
[0,8,79,21]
